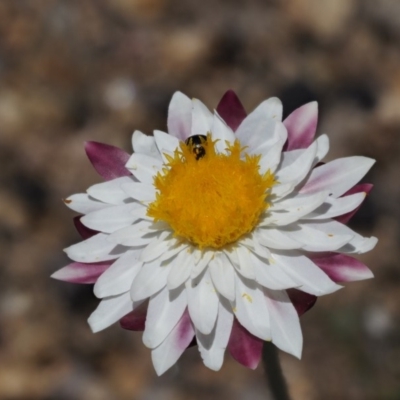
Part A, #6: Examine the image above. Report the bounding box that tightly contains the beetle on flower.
[53,91,377,375]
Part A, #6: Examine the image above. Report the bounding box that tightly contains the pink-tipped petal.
[151,310,195,376]
[85,141,131,181]
[300,157,375,198]
[51,261,111,284]
[335,184,373,224]
[175,311,195,347]
[286,289,317,317]
[311,253,374,282]
[284,102,318,150]
[73,216,98,239]
[216,90,247,132]
[120,301,148,331]
[228,318,263,369]
[143,285,188,349]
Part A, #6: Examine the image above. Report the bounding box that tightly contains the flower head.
[147,136,276,248]
[53,90,377,375]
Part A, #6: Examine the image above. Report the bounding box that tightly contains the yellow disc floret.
[147,135,276,249]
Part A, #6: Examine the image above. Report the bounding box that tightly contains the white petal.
[121,182,156,203]
[153,130,180,162]
[233,246,256,279]
[94,250,142,298]
[130,258,170,301]
[191,250,213,279]
[130,205,152,221]
[65,233,126,262]
[209,253,235,301]
[167,91,192,141]
[196,298,234,371]
[303,192,366,220]
[151,311,194,376]
[87,177,133,205]
[283,223,353,252]
[300,156,376,198]
[340,236,378,254]
[107,220,157,247]
[255,228,302,250]
[278,134,327,173]
[314,134,329,165]
[159,242,189,263]
[279,149,304,171]
[249,238,273,260]
[132,130,161,159]
[143,285,187,348]
[271,251,342,295]
[236,101,282,154]
[81,203,142,233]
[140,231,174,263]
[304,220,378,254]
[258,136,286,175]
[234,275,271,340]
[186,269,219,334]
[264,289,303,358]
[240,234,264,257]
[211,113,236,153]
[250,251,297,290]
[261,97,283,121]
[63,193,109,214]
[270,182,295,198]
[167,249,193,290]
[88,292,134,333]
[125,153,163,184]
[261,191,329,226]
[275,140,317,186]
[270,191,325,211]
[191,98,213,136]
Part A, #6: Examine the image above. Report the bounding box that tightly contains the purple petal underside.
[73,216,98,239]
[228,318,263,369]
[311,253,374,282]
[284,102,318,151]
[335,184,373,224]
[286,289,317,317]
[120,301,148,331]
[51,261,111,284]
[85,141,131,181]
[216,90,247,132]
[175,310,196,348]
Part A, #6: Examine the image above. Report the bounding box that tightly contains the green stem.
[262,342,291,400]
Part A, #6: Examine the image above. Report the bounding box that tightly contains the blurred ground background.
[0,0,399,399]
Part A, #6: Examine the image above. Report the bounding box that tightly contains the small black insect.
[185,135,207,160]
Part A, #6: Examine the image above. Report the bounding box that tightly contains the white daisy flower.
[53,90,377,375]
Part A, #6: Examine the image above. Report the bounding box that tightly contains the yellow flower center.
[147,135,276,249]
